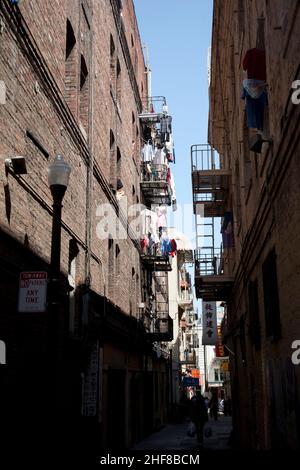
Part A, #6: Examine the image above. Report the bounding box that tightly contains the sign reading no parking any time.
[18,271,47,313]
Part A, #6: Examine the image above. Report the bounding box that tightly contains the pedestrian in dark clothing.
[209,393,218,421]
[189,392,208,446]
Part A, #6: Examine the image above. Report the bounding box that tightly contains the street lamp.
[47,155,71,423]
[48,155,71,278]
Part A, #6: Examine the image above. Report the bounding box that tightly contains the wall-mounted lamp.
[5,156,27,175]
[249,134,273,154]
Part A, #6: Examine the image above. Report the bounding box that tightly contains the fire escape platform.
[195,275,233,301]
[192,168,231,191]
[192,169,231,217]
[139,112,163,123]
[140,181,172,206]
[141,255,172,272]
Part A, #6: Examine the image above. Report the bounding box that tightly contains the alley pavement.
[132,415,233,451]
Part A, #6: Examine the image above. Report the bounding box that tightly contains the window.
[248,279,261,350]
[235,160,242,223]
[214,369,219,382]
[110,35,116,91]
[115,244,120,276]
[132,112,136,148]
[65,20,77,114]
[79,54,89,132]
[262,248,281,341]
[116,59,121,106]
[116,147,121,182]
[240,318,247,366]
[237,0,245,35]
[110,130,116,189]
[243,111,252,194]
[108,237,114,299]
[68,239,79,334]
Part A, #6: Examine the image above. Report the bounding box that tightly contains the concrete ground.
[132,416,233,451]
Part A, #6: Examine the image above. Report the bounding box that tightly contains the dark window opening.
[262,248,281,341]
[243,111,252,193]
[66,20,76,59]
[115,244,120,276]
[108,236,114,299]
[65,20,77,114]
[240,318,247,366]
[79,54,89,132]
[116,59,121,106]
[248,279,261,350]
[117,147,121,180]
[110,130,116,189]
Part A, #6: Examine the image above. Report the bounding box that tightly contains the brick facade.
[209,0,300,449]
[0,0,171,453]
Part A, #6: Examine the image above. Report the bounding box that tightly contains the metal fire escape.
[191,144,233,301]
[139,96,172,207]
[144,271,173,342]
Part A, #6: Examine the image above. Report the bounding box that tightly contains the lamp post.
[47,155,71,423]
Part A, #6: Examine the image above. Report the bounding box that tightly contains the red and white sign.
[18,272,48,313]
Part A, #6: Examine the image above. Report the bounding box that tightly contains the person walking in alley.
[209,393,219,421]
[189,391,208,446]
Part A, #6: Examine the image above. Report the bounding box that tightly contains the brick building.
[0,0,176,453]
[192,0,300,449]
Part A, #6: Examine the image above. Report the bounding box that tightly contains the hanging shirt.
[156,206,167,229]
[153,148,166,165]
[243,48,266,81]
[242,85,268,131]
[170,239,177,257]
[160,115,172,134]
[142,142,154,162]
[242,79,266,99]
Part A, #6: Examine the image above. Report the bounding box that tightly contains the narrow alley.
[132,416,233,452]
[0,0,300,460]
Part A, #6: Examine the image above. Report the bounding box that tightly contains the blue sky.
[134,0,214,255]
[134,0,213,210]
[134,1,214,315]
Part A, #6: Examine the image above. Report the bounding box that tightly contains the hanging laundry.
[153,148,166,165]
[142,141,154,162]
[221,211,234,248]
[242,82,268,131]
[160,115,172,142]
[148,233,156,256]
[242,48,267,131]
[156,205,167,230]
[243,48,266,81]
[165,135,174,162]
[140,235,149,254]
[160,232,170,256]
[169,239,177,257]
[166,167,171,185]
